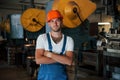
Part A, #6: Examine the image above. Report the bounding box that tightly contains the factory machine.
[103,32,120,80]
[20,0,96,34]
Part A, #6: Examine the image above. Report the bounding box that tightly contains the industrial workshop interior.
[0,0,120,80]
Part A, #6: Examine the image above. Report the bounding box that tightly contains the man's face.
[48,18,62,32]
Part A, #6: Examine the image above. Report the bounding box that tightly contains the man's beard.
[52,28,61,32]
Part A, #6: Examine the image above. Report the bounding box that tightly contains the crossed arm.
[35,49,73,66]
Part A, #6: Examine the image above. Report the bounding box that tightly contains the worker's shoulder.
[37,33,47,39]
[65,35,74,41]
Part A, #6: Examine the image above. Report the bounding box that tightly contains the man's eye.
[56,19,60,22]
[50,19,61,22]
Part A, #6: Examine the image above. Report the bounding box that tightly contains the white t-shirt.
[36,33,74,54]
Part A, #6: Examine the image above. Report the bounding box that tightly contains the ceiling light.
[98,22,110,25]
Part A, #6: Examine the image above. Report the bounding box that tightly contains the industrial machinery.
[21,8,45,32]
[103,33,120,80]
[0,18,10,33]
[20,0,96,32]
[52,0,96,28]
[106,33,120,53]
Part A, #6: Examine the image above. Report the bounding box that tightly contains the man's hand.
[44,51,52,58]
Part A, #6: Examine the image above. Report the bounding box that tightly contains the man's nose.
[54,21,57,25]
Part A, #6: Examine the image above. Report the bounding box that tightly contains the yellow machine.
[52,0,96,28]
[21,8,45,32]
[20,0,96,32]
[0,19,10,33]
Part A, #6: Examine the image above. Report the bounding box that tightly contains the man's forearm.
[36,56,56,64]
[44,51,73,65]
[51,53,73,65]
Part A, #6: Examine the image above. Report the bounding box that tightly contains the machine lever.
[32,18,43,26]
[73,7,83,23]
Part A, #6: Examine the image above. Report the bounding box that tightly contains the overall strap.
[47,33,52,52]
[60,35,67,55]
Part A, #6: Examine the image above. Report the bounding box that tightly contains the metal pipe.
[19,1,46,6]
[0,7,22,11]
[30,0,35,8]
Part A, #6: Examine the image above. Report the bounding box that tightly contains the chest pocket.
[46,33,67,55]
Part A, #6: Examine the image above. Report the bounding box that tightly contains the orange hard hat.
[47,10,63,22]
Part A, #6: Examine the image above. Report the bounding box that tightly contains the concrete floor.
[0,60,103,80]
[67,66,103,80]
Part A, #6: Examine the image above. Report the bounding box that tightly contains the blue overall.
[37,33,68,80]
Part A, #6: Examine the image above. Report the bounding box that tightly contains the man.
[35,10,74,80]
[99,28,106,38]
